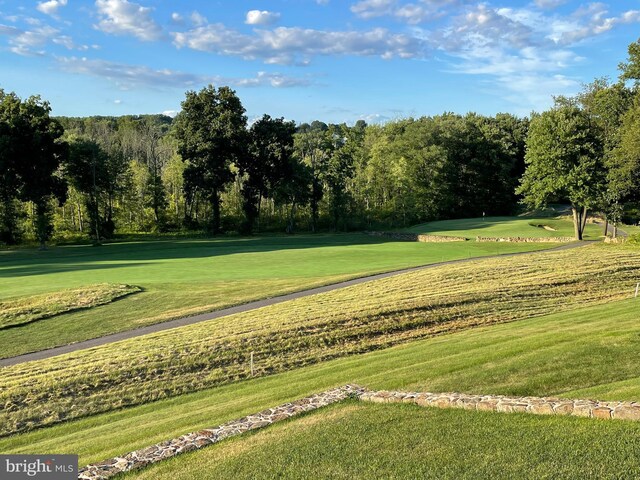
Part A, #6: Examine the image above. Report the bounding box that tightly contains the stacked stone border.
[366,231,467,242]
[78,386,640,479]
[78,385,364,480]
[366,231,576,243]
[476,236,575,243]
[360,390,640,420]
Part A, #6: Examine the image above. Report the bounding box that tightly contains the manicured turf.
[0,234,551,358]
[3,296,640,465]
[3,244,637,436]
[403,215,603,239]
[0,284,140,329]
[126,401,640,480]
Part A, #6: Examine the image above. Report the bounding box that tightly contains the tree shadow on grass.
[0,234,397,278]
[0,262,150,278]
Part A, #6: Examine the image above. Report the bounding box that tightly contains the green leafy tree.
[174,85,247,233]
[0,90,67,247]
[239,115,296,234]
[619,38,640,82]
[575,79,633,235]
[517,106,604,240]
[295,122,331,232]
[64,137,108,243]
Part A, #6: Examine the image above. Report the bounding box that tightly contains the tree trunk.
[35,201,49,251]
[613,224,618,239]
[604,217,609,237]
[0,194,17,244]
[571,206,581,241]
[580,207,588,239]
[211,190,221,234]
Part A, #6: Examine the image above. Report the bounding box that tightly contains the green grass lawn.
[402,215,603,239]
[3,244,637,436]
[125,401,640,480]
[0,234,551,358]
[3,297,640,466]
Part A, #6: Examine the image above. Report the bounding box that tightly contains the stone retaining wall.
[366,231,467,242]
[78,385,364,480]
[366,231,576,243]
[475,236,575,243]
[360,390,640,420]
[78,386,640,479]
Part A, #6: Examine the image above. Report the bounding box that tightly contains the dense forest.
[1,39,640,246]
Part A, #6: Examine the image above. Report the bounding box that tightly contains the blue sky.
[0,0,639,123]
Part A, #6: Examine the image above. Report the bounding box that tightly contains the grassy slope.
[3,244,638,436]
[3,297,640,465]
[0,284,140,329]
[127,402,640,480]
[403,215,602,239]
[0,234,550,358]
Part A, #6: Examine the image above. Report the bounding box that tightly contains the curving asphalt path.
[0,241,591,367]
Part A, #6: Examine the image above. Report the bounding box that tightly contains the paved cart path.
[0,241,591,367]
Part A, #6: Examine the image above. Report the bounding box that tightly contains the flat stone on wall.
[78,385,364,480]
[359,390,640,421]
[366,231,468,242]
[77,386,640,479]
[475,236,575,243]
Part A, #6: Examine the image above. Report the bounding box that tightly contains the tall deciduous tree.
[174,85,247,233]
[238,115,296,234]
[517,106,604,240]
[619,38,640,82]
[575,79,633,236]
[64,137,108,243]
[295,122,330,232]
[0,90,67,247]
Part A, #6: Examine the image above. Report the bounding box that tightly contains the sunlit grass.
[403,215,603,239]
[1,244,638,437]
[0,234,550,358]
[126,401,640,480]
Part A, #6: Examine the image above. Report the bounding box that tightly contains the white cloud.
[358,113,391,124]
[421,4,586,112]
[351,0,461,24]
[55,56,313,90]
[351,0,396,19]
[245,10,281,26]
[172,23,425,65]
[0,24,20,36]
[114,99,122,104]
[171,12,183,24]
[190,11,207,26]
[36,0,68,16]
[534,0,566,9]
[94,0,163,41]
[8,24,58,56]
[52,34,73,49]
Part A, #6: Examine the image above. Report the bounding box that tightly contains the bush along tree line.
[1,38,640,246]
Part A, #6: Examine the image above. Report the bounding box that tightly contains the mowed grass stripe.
[2,298,640,465]
[1,244,639,437]
[124,402,640,480]
[0,284,141,329]
[0,235,550,358]
[402,215,604,239]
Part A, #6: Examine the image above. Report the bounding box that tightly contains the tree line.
[1,38,639,246]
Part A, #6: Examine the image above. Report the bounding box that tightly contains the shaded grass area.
[126,401,640,480]
[0,284,141,329]
[1,244,639,437]
[403,215,602,239]
[3,297,640,465]
[0,234,550,358]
